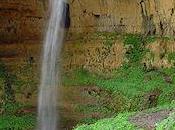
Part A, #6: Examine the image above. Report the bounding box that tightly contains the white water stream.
[37,0,65,130]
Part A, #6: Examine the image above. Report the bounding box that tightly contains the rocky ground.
[129,109,175,130]
[60,86,175,130]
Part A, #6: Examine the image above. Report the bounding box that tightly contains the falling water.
[37,0,65,130]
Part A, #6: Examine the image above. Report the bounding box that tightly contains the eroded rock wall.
[1,0,175,70]
[1,0,175,43]
[69,0,142,33]
[0,0,45,43]
[62,37,125,73]
[69,0,175,36]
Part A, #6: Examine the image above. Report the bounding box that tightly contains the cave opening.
[62,2,70,28]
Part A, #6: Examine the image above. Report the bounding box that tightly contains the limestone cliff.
[1,0,175,43]
[0,0,45,43]
[1,0,175,71]
[69,0,175,36]
[2,1,175,105]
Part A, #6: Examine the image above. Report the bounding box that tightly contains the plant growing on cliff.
[167,52,175,63]
[123,34,145,64]
[14,63,38,96]
[123,34,156,65]
[0,61,16,114]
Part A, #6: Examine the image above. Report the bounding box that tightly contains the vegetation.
[156,112,175,130]
[65,34,175,129]
[75,102,175,130]
[1,33,175,129]
[123,34,145,63]
[0,61,36,130]
[74,112,138,130]
[0,114,36,130]
[168,52,175,63]
[0,101,36,130]
[63,65,175,109]
[0,62,16,104]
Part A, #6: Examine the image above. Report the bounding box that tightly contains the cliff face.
[0,0,175,69]
[69,0,142,33]
[0,0,175,68]
[69,0,175,36]
[0,0,175,43]
[1,0,175,104]
[0,0,45,43]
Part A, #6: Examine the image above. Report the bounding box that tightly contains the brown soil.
[58,85,104,130]
[18,85,110,130]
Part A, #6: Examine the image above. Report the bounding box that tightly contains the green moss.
[145,36,157,44]
[123,34,145,63]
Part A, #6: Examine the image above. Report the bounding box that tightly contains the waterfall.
[37,0,65,130]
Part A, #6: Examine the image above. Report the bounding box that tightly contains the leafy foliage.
[1,102,24,115]
[75,101,175,130]
[0,61,16,110]
[63,65,175,113]
[63,34,175,128]
[167,52,175,63]
[156,112,175,130]
[0,61,36,129]
[0,114,36,130]
[79,117,99,125]
[155,102,175,130]
[123,34,145,63]
[74,112,138,130]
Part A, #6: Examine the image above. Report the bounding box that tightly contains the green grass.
[168,52,175,63]
[75,101,175,130]
[0,114,36,130]
[75,104,115,125]
[63,33,175,126]
[63,66,175,107]
[1,102,25,114]
[2,33,175,130]
[156,112,175,130]
[79,117,99,125]
[76,104,112,115]
[74,112,139,130]
[0,102,36,130]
